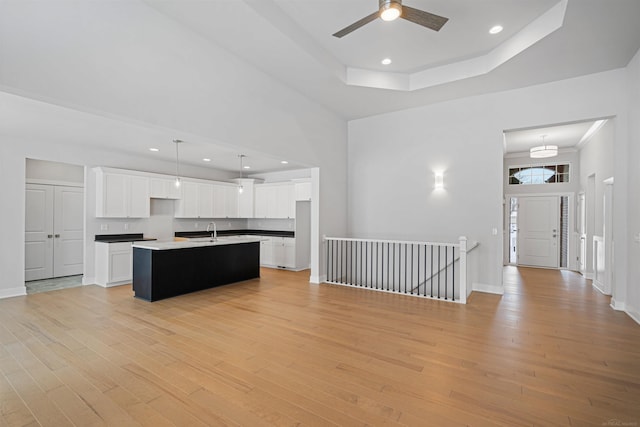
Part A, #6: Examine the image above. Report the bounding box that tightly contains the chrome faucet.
[206,222,217,241]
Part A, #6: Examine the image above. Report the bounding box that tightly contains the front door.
[517,196,559,268]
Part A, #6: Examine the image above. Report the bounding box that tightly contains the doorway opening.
[24,159,85,294]
[508,195,569,269]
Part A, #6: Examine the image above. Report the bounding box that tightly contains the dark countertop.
[95,233,157,243]
[175,229,295,239]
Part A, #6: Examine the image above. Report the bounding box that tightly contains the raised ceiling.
[146,0,640,118]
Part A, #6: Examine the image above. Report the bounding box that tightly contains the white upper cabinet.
[223,185,239,218]
[254,183,295,219]
[150,178,181,199]
[294,181,312,201]
[197,183,214,218]
[174,181,199,218]
[95,169,149,218]
[175,181,239,219]
[95,167,241,219]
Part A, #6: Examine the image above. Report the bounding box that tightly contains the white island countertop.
[132,236,264,251]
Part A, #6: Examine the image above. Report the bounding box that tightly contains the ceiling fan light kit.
[332,0,448,38]
[380,0,402,21]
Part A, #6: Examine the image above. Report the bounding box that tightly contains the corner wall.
[624,48,640,323]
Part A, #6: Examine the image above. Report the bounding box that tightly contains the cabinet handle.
[47,234,53,238]
[54,234,60,238]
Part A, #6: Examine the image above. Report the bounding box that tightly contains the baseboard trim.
[94,281,131,288]
[0,286,27,299]
[610,298,625,311]
[472,282,504,295]
[625,305,640,326]
[309,274,326,284]
[592,279,609,295]
[82,276,95,286]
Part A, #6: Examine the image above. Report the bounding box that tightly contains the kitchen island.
[132,236,261,301]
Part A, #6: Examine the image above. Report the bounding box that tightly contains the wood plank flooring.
[0,266,639,426]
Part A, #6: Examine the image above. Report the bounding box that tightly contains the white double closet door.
[25,184,84,281]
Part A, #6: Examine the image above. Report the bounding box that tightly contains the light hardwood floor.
[0,266,639,426]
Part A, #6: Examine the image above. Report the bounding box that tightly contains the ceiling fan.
[333,0,448,38]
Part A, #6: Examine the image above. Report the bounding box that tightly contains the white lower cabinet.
[261,237,296,269]
[260,238,273,266]
[95,242,133,287]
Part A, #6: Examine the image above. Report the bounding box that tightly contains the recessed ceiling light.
[381,58,392,65]
[243,165,251,169]
[149,148,159,152]
[203,158,211,162]
[489,25,503,35]
[281,160,288,164]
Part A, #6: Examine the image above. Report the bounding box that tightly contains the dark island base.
[133,242,260,302]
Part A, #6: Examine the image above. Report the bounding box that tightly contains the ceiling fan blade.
[401,5,448,31]
[333,11,379,38]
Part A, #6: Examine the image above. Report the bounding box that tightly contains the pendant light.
[173,139,183,187]
[530,135,558,159]
[237,154,246,194]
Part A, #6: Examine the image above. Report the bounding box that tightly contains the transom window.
[509,164,570,185]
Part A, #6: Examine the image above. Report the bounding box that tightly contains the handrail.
[324,236,459,248]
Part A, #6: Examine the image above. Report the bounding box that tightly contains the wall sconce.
[434,172,444,190]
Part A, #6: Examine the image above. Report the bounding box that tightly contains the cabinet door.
[254,186,267,218]
[102,173,128,217]
[272,238,285,266]
[149,178,166,198]
[295,182,312,201]
[260,238,273,265]
[224,186,238,218]
[175,181,199,218]
[265,186,278,218]
[276,184,295,218]
[109,243,132,283]
[150,178,180,199]
[128,176,150,218]
[197,183,214,218]
[212,185,226,218]
[283,238,296,268]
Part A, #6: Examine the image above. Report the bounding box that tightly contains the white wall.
[26,158,84,185]
[578,120,615,280]
[348,68,630,295]
[624,49,640,323]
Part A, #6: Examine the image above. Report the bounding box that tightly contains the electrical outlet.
[100,224,108,231]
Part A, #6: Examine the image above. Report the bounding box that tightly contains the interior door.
[25,184,54,281]
[517,196,559,268]
[53,186,84,277]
